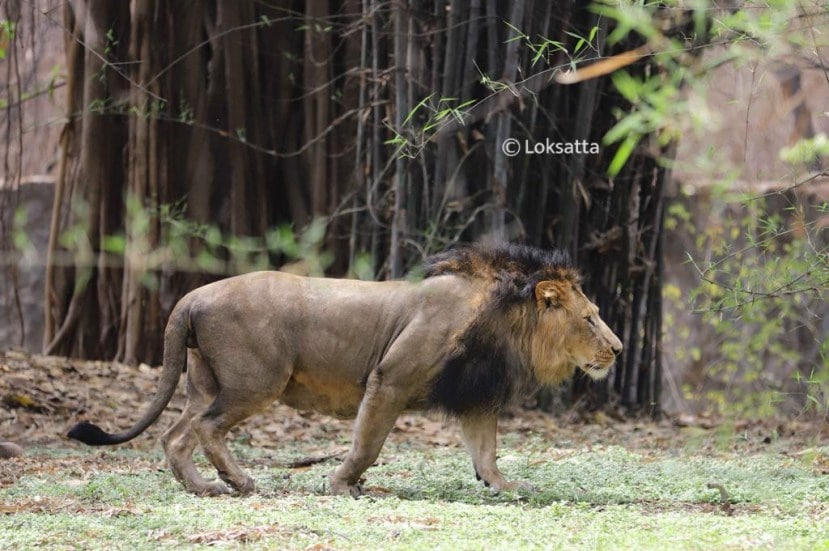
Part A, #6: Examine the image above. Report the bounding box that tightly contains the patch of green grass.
[2,441,828,550]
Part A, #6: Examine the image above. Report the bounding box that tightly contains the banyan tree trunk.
[41,0,668,414]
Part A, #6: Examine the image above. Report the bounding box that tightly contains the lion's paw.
[328,475,363,498]
[233,476,256,496]
[193,480,232,497]
[488,479,535,494]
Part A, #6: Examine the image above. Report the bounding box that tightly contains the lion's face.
[531,279,623,384]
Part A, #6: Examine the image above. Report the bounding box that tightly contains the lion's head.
[426,243,622,415]
[532,278,622,383]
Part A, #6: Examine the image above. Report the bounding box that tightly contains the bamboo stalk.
[390,0,408,277]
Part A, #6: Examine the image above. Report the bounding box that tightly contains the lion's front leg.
[460,414,533,493]
[329,371,405,497]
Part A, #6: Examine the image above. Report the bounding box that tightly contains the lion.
[68,243,622,497]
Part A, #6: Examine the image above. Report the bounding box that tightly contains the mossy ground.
[2,431,827,550]
[1,353,827,549]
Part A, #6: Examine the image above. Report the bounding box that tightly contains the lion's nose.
[612,345,622,356]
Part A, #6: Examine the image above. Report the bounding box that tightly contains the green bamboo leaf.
[403,94,433,126]
[607,135,640,177]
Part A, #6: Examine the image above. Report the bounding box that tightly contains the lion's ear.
[534,280,570,308]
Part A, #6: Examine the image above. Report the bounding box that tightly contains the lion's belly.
[279,372,365,419]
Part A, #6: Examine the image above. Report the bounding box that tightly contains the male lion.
[68,244,622,497]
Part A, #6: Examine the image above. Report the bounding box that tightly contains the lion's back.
[179,271,480,369]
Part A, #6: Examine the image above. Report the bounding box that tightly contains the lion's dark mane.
[424,243,578,416]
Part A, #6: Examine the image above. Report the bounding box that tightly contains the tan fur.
[530,309,576,384]
[71,255,622,497]
[529,282,621,385]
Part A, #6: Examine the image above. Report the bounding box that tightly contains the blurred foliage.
[780,134,829,167]
[12,194,352,282]
[594,0,829,417]
[666,195,828,418]
[0,19,14,61]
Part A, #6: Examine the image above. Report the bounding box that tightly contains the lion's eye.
[585,316,595,327]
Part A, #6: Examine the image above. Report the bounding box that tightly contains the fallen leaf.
[2,393,35,409]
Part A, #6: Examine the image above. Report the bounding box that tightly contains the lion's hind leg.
[161,350,230,496]
[163,404,231,496]
[190,397,265,495]
[190,356,291,495]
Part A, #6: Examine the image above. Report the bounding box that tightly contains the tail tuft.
[67,422,117,446]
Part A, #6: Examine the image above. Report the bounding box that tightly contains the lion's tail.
[67,296,192,446]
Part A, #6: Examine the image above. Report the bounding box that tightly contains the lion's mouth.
[581,362,612,380]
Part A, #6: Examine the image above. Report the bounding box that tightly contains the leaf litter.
[1,351,828,548]
[1,350,827,461]
[2,351,829,511]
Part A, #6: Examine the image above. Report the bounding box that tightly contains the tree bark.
[39,0,669,414]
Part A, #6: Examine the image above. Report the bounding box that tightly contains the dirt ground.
[1,349,826,469]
